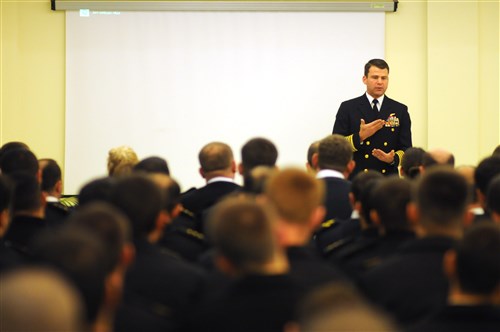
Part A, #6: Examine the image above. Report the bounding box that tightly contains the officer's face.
[363,66,389,99]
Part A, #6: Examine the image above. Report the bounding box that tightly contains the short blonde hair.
[107,146,139,177]
[265,168,324,224]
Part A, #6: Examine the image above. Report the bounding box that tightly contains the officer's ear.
[215,254,238,278]
[346,160,356,175]
[406,202,420,227]
[199,167,206,179]
[311,153,319,170]
[238,163,244,176]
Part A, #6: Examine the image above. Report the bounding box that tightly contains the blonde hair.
[266,168,325,224]
[107,146,139,177]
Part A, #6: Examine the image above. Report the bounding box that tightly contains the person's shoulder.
[340,94,366,106]
[384,95,408,110]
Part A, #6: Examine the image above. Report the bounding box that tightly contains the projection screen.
[65,10,384,193]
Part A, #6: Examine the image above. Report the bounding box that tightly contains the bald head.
[198,142,235,179]
[423,148,455,169]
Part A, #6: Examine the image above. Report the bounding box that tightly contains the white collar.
[366,93,385,108]
[46,196,59,203]
[316,169,345,180]
[207,176,236,184]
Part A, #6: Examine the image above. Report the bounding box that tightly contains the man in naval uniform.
[333,59,412,178]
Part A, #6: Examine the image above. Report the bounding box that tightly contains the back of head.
[0,141,30,163]
[34,228,108,325]
[370,177,412,231]
[401,147,425,179]
[241,137,278,173]
[110,174,163,239]
[0,267,85,332]
[209,196,276,273]
[0,175,13,213]
[351,170,384,203]
[474,156,500,196]
[306,140,320,170]
[39,158,62,193]
[133,156,170,175]
[295,282,395,332]
[456,223,500,295]
[78,177,116,207]
[67,202,132,274]
[416,167,469,227]
[148,173,181,214]
[486,174,500,216]
[364,58,389,76]
[9,171,42,214]
[318,134,353,172]
[0,148,39,177]
[265,168,324,225]
[107,146,139,177]
[198,142,234,173]
[422,149,455,169]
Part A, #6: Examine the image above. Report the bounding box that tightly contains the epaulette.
[59,196,79,208]
[186,228,204,241]
[323,237,354,256]
[321,219,336,229]
[181,208,195,219]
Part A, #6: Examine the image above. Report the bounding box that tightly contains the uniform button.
[391,128,395,132]
[365,154,369,159]
[364,169,368,172]
[384,142,388,146]
[382,169,386,174]
[366,141,370,146]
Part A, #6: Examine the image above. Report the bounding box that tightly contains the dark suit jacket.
[4,215,48,259]
[115,239,206,331]
[359,236,456,327]
[333,94,412,176]
[322,176,352,221]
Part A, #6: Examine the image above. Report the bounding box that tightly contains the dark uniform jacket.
[333,94,412,177]
[4,215,48,260]
[321,176,352,221]
[359,236,456,327]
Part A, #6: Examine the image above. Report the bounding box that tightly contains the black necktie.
[373,99,379,112]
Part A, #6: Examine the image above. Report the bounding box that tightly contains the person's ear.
[120,243,135,270]
[310,206,326,229]
[199,167,206,179]
[238,163,244,176]
[443,249,457,281]
[406,202,419,227]
[170,203,182,219]
[215,255,237,277]
[346,160,356,175]
[370,210,381,227]
[55,180,63,196]
[312,153,319,170]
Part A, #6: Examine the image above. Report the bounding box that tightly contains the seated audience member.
[191,196,300,332]
[107,146,139,177]
[78,177,116,207]
[3,172,47,260]
[360,167,470,327]
[287,283,395,332]
[335,177,416,279]
[457,165,483,216]
[473,156,500,223]
[0,267,85,332]
[153,173,207,262]
[409,223,500,332]
[0,147,39,178]
[33,228,110,332]
[133,156,170,175]
[305,140,320,174]
[400,147,425,179]
[39,158,70,227]
[0,141,30,156]
[316,170,383,256]
[265,168,345,293]
[110,175,206,332]
[0,175,22,271]
[420,148,455,172]
[239,137,278,188]
[181,142,241,232]
[486,175,500,223]
[313,134,355,223]
[67,202,135,328]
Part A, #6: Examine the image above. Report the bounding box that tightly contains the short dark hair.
[209,196,276,272]
[456,223,500,295]
[67,202,131,274]
[486,174,500,215]
[359,177,383,225]
[78,177,116,208]
[9,172,42,213]
[198,142,234,173]
[364,59,389,77]
[0,175,13,213]
[474,156,500,195]
[417,167,469,226]
[0,142,30,163]
[133,156,170,175]
[370,177,412,231]
[350,170,384,203]
[241,137,278,173]
[492,145,500,157]
[307,141,320,167]
[110,175,163,239]
[33,227,108,325]
[39,159,62,192]
[401,147,425,179]
[318,134,352,172]
[0,149,39,177]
